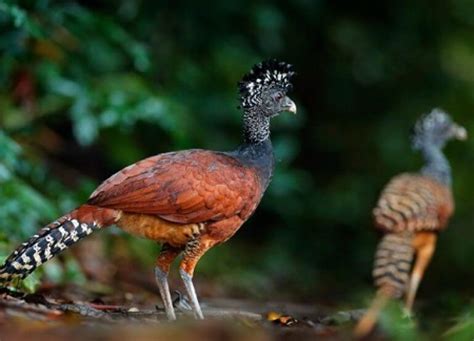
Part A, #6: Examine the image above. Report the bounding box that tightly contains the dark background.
[1,1,474,337]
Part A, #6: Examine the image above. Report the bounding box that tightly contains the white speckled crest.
[239,60,295,109]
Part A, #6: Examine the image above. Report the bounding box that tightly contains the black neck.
[235,139,274,190]
[419,144,451,186]
[243,108,270,144]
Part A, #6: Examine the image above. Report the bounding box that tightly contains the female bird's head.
[239,60,296,117]
[412,108,467,150]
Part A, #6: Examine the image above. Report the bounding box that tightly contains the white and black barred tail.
[0,205,120,283]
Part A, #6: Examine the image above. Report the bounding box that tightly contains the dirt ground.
[0,283,366,341]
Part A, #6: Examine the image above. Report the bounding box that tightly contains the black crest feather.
[239,59,295,108]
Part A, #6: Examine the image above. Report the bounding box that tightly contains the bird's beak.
[452,124,468,140]
[282,96,297,114]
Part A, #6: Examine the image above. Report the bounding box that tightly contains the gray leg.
[179,268,204,319]
[155,267,176,320]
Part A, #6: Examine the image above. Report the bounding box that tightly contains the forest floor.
[0,282,368,341]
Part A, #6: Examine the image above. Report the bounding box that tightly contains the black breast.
[227,139,275,190]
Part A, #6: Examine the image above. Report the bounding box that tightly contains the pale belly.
[116,212,205,247]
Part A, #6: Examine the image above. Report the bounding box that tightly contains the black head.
[412,108,467,150]
[239,60,296,116]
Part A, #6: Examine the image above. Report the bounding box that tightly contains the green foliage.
[0,131,58,240]
[444,308,474,341]
[378,303,419,341]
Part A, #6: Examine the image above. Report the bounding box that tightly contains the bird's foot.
[172,290,193,312]
[402,307,414,320]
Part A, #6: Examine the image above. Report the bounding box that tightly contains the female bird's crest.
[412,108,455,149]
[239,60,295,109]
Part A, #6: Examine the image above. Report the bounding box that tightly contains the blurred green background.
[2,0,474,338]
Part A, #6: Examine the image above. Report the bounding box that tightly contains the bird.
[354,109,467,337]
[0,60,297,320]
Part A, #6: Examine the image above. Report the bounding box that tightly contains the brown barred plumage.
[354,109,465,337]
[373,173,454,234]
[372,232,414,299]
[370,173,453,302]
[355,174,454,338]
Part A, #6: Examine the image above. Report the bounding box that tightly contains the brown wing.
[373,173,454,233]
[88,150,262,224]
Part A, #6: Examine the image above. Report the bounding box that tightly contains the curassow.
[354,109,467,337]
[0,60,297,320]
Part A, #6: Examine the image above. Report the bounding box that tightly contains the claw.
[172,290,193,312]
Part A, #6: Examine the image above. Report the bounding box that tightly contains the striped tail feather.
[0,205,120,283]
[354,232,414,337]
[373,232,414,298]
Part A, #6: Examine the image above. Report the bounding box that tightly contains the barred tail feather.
[0,205,119,283]
[354,232,414,338]
[373,232,414,298]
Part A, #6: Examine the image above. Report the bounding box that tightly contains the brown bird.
[354,109,467,337]
[0,60,297,320]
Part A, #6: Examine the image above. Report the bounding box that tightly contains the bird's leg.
[155,243,182,320]
[405,232,437,313]
[179,238,213,320]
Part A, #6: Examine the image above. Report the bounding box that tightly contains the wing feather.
[373,173,454,233]
[88,150,262,224]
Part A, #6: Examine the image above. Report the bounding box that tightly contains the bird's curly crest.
[412,108,452,149]
[415,108,451,135]
[239,60,295,109]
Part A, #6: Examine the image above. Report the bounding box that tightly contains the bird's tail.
[354,232,414,338]
[0,205,120,283]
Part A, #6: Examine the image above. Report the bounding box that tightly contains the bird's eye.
[273,92,284,101]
